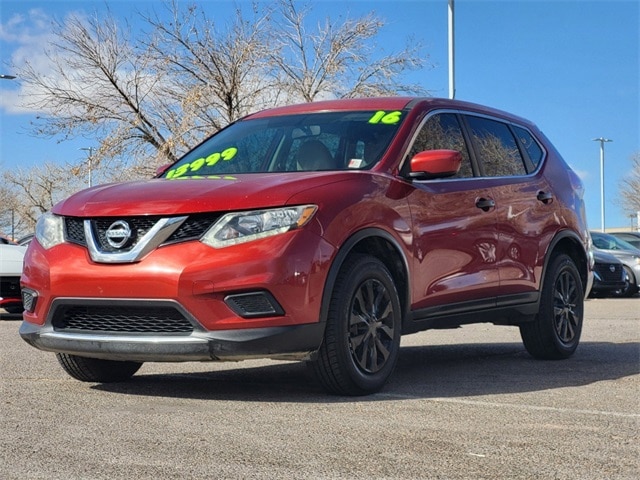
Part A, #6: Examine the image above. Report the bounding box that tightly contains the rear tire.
[56,353,142,382]
[311,254,401,395]
[520,253,584,359]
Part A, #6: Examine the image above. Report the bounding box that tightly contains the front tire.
[520,253,584,359]
[56,353,142,382]
[312,255,402,396]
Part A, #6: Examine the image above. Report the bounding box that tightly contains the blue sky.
[0,0,638,230]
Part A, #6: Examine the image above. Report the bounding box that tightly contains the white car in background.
[0,244,26,314]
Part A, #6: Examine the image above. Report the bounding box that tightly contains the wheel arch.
[542,230,590,296]
[320,228,411,330]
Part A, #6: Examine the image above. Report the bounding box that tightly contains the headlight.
[201,205,317,248]
[35,212,65,249]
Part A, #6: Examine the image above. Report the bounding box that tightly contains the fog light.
[21,288,38,313]
[225,291,284,318]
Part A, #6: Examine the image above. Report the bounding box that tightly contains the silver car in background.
[590,231,640,297]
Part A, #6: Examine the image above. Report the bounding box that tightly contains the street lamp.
[592,137,612,232]
[2,74,16,239]
[79,147,94,187]
[448,0,455,99]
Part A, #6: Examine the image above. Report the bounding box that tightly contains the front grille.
[593,263,624,283]
[0,276,21,298]
[93,217,161,253]
[165,213,222,243]
[63,214,221,249]
[65,217,85,245]
[51,304,194,334]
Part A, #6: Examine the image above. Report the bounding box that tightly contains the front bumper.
[20,227,334,361]
[630,263,640,289]
[21,228,335,329]
[19,312,325,362]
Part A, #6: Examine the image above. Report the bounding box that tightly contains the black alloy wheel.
[348,277,396,374]
[520,253,584,360]
[312,254,402,395]
[553,268,581,343]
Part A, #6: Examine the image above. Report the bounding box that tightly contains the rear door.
[462,115,553,300]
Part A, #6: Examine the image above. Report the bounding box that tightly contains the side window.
[465,116,527,177]
[513,126,544,170]
[408,113,473,178]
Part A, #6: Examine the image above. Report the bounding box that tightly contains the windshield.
[163,110,405,179]
[592,232,638,251]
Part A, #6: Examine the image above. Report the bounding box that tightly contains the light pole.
[592,137,612,232]
[79,147,94,187]
[448,0,455,99]
[2,74,16,238]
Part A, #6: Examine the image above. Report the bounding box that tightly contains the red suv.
[19,97,593,395]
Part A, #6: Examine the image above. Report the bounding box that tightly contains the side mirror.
[155,163,172,177]
[408,149,462,180]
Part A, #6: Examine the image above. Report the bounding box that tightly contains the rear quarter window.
[513,125,544,170]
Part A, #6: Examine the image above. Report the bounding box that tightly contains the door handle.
[537,191,553,204]
[475,197,496,212]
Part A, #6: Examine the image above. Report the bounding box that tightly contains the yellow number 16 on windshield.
[368,111,402,125]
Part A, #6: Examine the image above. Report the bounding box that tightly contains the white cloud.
[0,9,72,114]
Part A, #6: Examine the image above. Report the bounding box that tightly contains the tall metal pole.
[448,0,455,99]
[2,74,17,239]
[592,137,612,232]
[80,147,94,187]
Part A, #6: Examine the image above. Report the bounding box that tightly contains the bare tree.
[12,0,429,170]
[5,0,432,232]
[618,151,640,216]
[1,162,87,236]
[16,9,177,172]
[0,185,21,240]
[272,0,429,102]
[143,1,281,139]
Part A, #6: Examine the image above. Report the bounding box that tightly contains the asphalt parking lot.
[1,297,638,479]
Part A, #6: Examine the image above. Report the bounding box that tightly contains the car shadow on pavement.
[92,340,640,402]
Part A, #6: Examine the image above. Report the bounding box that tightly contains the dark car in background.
[589,249,627,297]
[591,231,640,297]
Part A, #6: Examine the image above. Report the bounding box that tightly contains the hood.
[595,246,640,258]
[52,172,352,217]
[592,249,621,264]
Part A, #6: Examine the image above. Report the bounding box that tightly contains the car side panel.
[491,174,556,295]
[407,178,500,309]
